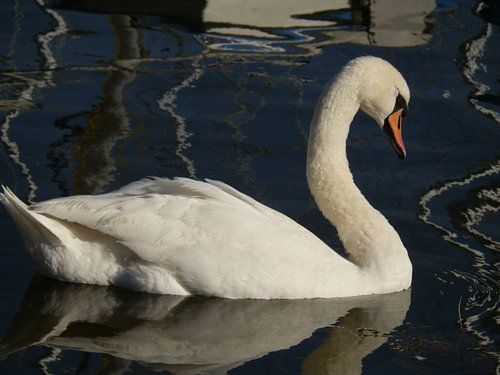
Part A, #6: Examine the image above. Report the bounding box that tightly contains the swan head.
[346,56,410,159]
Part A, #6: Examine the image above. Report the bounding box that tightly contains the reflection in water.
[29,0,437,199]
[68,16,141,195]
[5,0,22,66]
[39,347,61,375]
[1,277,410,375]
[219,69,272,199]
[462,2,500,123]
[47,0,436,54]
[202,0,436,54]
[1,0,439,201]
[302,308,397,375]
[419,2,499,365]
[419,159,500,365]
[0,0,67,202]
[157,56,204,179]
[35,0,68,72]
[3,0,490,373]
[459,187,500,249]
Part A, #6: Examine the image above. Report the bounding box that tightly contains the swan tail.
[0,186,61,247]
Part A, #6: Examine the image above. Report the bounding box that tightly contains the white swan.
[1,56,412,299]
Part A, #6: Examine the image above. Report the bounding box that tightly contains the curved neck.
[306,75,407,274]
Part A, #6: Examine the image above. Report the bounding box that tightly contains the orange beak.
[383,108,406,159]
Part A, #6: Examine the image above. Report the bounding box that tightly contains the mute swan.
[1,56,412,299]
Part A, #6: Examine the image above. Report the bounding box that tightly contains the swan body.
[1,56,412,299]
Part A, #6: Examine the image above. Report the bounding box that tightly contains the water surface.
[0,0,498,374]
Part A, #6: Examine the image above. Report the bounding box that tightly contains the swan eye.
[395,94,408,117]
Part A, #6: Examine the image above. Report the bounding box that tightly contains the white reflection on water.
[462,2,500,123]
[463,187,500,249]
[420,160,500,263]
[419,159,500,365]
[419,2,499,362]
[0,110,38,202]
[35,0,68,71]
[0,0,67,202]
[38,347,61,375]
[201,26,321,54]
[0,278,410,374]
[157,56,204,179]
[201,0,435,54]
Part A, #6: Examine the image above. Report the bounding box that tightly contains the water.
[0,0,498,373]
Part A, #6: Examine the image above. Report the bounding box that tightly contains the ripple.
[157,57,203,179]
[0,0,67,202]
[462,2,500,123]
[419,159,500,365]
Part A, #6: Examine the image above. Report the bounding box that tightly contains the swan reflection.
[1,277,410,374]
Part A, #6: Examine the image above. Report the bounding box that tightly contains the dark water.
[0,0,499,374]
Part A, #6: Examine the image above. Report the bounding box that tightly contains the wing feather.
[30,178,291,263]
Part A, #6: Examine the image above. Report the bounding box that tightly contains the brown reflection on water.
[302,305,404,375]
[0,277,410,375]
[70,16,144,195]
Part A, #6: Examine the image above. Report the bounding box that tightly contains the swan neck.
[306,76,407,273]
[306,77,362,223]
[307,78,357,171]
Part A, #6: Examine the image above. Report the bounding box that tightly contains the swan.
[0,56,412,299]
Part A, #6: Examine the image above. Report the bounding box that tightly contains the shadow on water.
[0,276,411,374]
